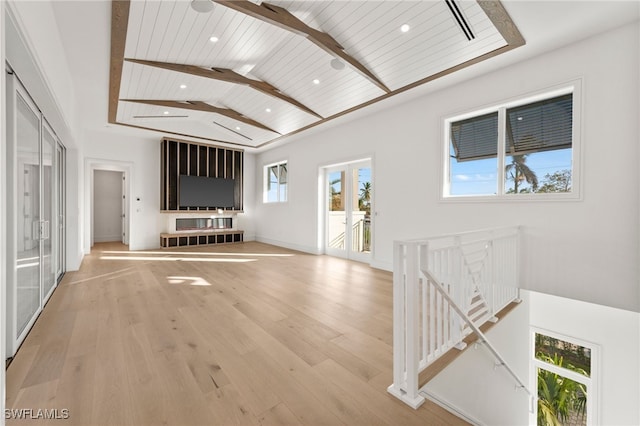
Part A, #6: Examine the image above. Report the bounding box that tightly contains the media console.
[160,229,244,248]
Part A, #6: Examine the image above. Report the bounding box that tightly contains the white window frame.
[263,160,288,203]
[530,327,599,426]
[442,81,582,201]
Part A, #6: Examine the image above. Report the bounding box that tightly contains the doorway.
[92,170,125,244]
[324,159,372,262]
[85,160,131,252]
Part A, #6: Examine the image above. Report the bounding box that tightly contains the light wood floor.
[6,241,468,426]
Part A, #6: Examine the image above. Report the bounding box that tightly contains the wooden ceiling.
[109,0,524,149]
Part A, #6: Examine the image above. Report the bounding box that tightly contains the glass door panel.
[350,165,371,257]
[15,93,42,336]
[327,170,346,253]
[42,123,56,301]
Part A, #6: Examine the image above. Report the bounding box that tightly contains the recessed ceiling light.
[265,108,272,113]
[236,126,241,130]
[400,24,410,33]
[209,36,219,43]
[313,79,320,85]
[179,84,187,89]
[191,0,214,13]
[163,111,169,115]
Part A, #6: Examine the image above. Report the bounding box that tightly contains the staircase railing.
[387,226,531,409]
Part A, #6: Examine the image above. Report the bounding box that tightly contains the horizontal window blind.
[506,94,572,155]
[450,112,498,162]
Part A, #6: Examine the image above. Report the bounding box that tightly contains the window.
[444,86,579,198]
[264,160,287,203]
[532,330,597,426]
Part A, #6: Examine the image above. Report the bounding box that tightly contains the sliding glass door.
[14,90,42,339]
[6,74,66,358]
[325,159,372,262]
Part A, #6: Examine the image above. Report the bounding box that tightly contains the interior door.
[121,173,127,244]
[325,160,372,262]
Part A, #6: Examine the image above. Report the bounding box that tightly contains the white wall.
[93,170,123,243]
[82,128,160,251]
[529,291,640,426]
[253,22,640,313]
[4,1,76,148]
[423,295,531,426]
[65,147,83,270]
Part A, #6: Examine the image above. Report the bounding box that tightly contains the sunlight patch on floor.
[167,276,212,286]
[100,250,295,257]
[99,255,256,263]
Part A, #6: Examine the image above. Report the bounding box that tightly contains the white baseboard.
[94,235,122,243]
[254,236,322,255]
[241,232,256,242]
[370,258,392,272]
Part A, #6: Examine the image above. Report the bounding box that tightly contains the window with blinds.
[445,88,577,198]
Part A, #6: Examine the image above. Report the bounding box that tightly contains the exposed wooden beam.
[213,0,390,94]
[478,1,526,47]
[120,99,279,134]
[109,0,130,123]
[124,59,322,119]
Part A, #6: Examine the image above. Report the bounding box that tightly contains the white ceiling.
[48,0,639,152]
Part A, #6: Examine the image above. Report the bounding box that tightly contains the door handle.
[39,220,50,240]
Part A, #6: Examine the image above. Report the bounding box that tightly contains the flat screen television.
[179,175,235,208]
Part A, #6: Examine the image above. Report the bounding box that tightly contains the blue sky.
[328,168,371,194]
[449,148,572,195]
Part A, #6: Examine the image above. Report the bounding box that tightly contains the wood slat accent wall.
[160,137,243,211]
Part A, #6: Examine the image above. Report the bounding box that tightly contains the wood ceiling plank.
[213,0,390,93]
[121,99,278,133]
[163,3,201,62]
[124,58,322,118]
[154,1,182,54]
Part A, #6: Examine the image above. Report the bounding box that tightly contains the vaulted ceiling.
[109,0,524,149]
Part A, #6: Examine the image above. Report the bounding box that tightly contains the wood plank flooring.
[6,242,468,425]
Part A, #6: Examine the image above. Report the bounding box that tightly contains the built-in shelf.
[160,230,244,248]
